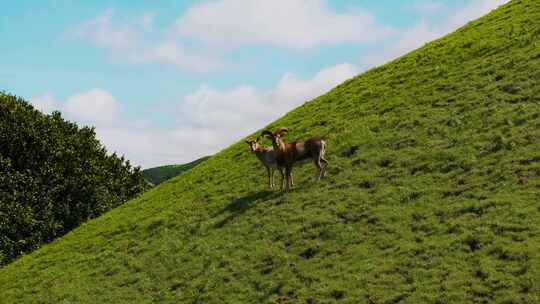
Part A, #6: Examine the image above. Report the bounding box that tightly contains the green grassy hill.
[143,157,210,185]
[2,1,540,303]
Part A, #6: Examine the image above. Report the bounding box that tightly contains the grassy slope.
[143,157,210,185]
[2,1,540,303]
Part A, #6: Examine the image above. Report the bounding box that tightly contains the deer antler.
[261,130,274,138]
[275,128,289,136]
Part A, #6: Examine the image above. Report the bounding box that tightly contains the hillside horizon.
[2,0,540,303]
[142,156,210,185]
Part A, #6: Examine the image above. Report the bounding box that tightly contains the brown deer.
[246,137,288,190]
[261,128,328,191]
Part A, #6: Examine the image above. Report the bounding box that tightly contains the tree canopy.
[0,92,150,265]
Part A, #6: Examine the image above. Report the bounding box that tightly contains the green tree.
[0,92,150,266]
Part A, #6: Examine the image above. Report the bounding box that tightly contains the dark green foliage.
[143,156,209,185]
[0,93,149,266]
[2,1,540,303]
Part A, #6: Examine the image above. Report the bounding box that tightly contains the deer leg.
[280,168,286,191]
[285,166,293,192]
[320,141,329,178]
[267,167,272,189]
[320,156,328,178]
[314,158,323,181]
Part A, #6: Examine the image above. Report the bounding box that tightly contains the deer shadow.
[213,190,282,228]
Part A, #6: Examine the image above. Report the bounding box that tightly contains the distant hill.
[143,157,210,185]
[2,1,540,303]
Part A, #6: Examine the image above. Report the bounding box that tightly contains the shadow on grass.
[213,190,282,228]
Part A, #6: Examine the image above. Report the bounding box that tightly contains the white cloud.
[31,89,119,126]
[158,63,359,167]
[94,125,234,169]
[63,89,119,126]
[361,20,440,67]
[361,0,511,67]
[57,0,512,168]
[181,63,357,130]
[135,41,224,72]
[174,0,393,50]
[67,9,142,51]
[30,63,357,168]
[30,93,59,114]
[67,2,391,71]
[67,9,222,72]
[273,63,357,106]
[183,84,268,130]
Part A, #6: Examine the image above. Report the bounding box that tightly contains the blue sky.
[1,0,508,168]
